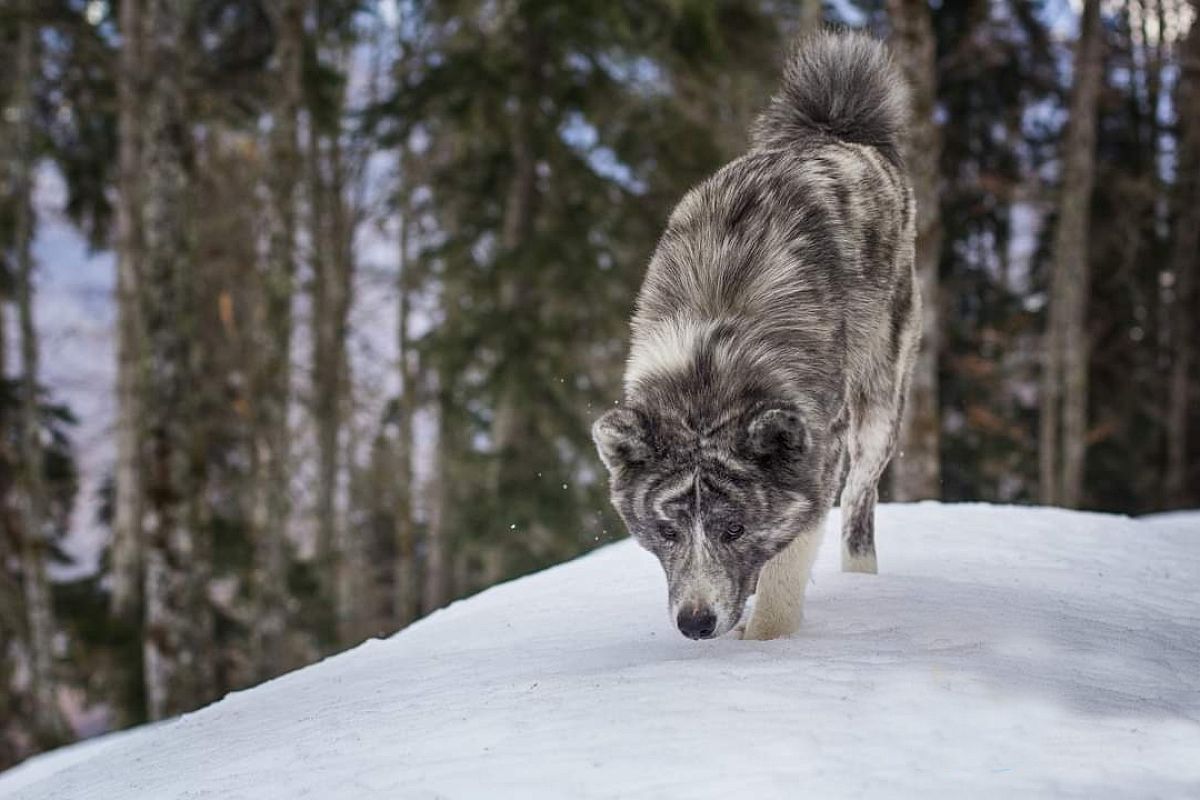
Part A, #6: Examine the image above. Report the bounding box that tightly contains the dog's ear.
[592,407,653,473]
[746,405,808,460]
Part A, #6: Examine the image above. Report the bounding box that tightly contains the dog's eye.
[722,522,745,543]
[656,523,680,543]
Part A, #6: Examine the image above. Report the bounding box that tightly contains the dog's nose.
[677,606,717,640]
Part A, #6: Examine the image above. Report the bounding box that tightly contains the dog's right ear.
[592,407,653,473]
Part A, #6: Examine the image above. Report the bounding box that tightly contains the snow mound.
[3,503,1198,799]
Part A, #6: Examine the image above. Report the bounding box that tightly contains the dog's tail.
[751,30,907,165]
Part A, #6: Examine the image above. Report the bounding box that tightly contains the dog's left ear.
[746,405,808,460]
[592,406,653,473]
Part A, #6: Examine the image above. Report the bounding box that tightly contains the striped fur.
[594,31,919,640]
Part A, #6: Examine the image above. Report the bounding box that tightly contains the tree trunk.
[250,0,303,678]
[309,121,354,646]
[1041,0,1104,508]
[336,363,358,644]
[1166,10,1200,505]
[887,0,943,501]
[393,149,420,627]
[332,132,357,646]
[0,17,19,772]
[139,0,209,720]
[421,367,454,615]
[111,0,145,621]
[309,125,334,644]
[1039,306,1061,506]
[12,0,66,742]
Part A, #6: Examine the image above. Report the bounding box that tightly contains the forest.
[0,0,1197,769]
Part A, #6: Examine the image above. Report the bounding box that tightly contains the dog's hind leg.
[839,393,903,574]
[842,276,921,573]
[742,523,825,640]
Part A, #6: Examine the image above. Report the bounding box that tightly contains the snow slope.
[2,503,1198,799]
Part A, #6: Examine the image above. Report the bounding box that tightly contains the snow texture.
[2,503,1198,799]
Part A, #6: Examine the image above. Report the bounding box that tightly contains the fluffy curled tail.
[751,30,907,165]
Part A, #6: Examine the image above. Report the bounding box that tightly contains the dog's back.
[625,32,917,431]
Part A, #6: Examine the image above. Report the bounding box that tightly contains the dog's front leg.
[742,525,824,640]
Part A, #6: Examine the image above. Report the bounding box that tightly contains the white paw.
[741,612,801,641]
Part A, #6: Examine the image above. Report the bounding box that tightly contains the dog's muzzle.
[676,605,718,640]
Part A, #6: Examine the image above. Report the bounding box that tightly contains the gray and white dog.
[592,31,919,641]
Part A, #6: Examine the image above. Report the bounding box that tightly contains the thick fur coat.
[593,31,919,640]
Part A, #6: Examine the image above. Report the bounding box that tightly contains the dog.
[592,31,919,641]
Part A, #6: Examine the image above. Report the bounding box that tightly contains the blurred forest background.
[1,0,1198,768]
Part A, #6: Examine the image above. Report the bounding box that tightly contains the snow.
[3,503,1198,799]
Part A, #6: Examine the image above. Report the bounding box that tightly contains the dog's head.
[593,401,828,639]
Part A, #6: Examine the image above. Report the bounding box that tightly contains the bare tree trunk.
[310,121,354,645]
[139,0,208,720]
[887,0,943,501]
[421,372,453,615]
[111,0,145,621]
[1166,10,1200,505]
[336,365,358,644]
[0,29,19,772]
[1040,320,1061,505]
[453,547,472,601]
[308,125,334,643]
[12,1,65,742]
[393,150,420,627]
[1041,0,1104,508]
[250,0,303,678]
[332,133,357,645]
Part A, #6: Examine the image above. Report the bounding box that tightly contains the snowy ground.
[2,503,1198,799]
